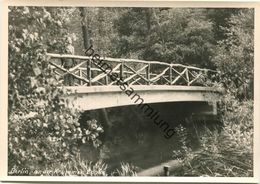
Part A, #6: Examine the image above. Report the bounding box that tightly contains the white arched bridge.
[47,53,222,114]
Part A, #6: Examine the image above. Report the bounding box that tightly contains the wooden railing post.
[105,75,108,85]
[169,65,172,85]
[79,69,83,85]
[186,68,190,86]
[87,59,92,86]
[163,165,170,176]
[120,60,124,81]
[146,63,150,85]
[204,70,208,83]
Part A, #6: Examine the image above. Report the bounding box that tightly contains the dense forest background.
[48,7,253,99]
[9,7,254,99]
[8,7,254,176]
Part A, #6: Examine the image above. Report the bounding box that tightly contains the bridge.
[47,53,221,114]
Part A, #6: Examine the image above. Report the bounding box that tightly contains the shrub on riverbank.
[31,159,138,176]
[172,97,253,177]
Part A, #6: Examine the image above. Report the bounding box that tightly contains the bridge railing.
[46,53,218,87]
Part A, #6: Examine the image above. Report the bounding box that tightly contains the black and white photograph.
[1,1,259,182]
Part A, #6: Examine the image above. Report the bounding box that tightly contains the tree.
[206,8,240,42]
[113,8,216,68]
[8,7,103,174]
[213,9,254,100]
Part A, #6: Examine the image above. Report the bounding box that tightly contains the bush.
[171,9,254,177]
[112,162,138,176]
[173,98,253,177]
[213,9,254,100]
[8,106,104,174]
[8,7,104,174]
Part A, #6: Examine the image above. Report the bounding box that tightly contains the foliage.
[8,7,254,177]
[39,155,107,176]
[112,162,138,176]
[35,159,137,176]
[171,10,254,176]
[219,95,253,153]
[173,98,253,177]
[81,119,104,148]
[113,8,216,68]
[8,7,103,173]
[65,7,119,55]
[206,8,240,41]
[213,9,254,100]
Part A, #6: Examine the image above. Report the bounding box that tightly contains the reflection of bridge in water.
[47,53,221,115]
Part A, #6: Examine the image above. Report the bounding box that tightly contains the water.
[79,102,220,174]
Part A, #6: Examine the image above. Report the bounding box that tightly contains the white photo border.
[1,1,259,183]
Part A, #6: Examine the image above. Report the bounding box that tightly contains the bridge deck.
[64,85,221,111]
[64,85,220,93]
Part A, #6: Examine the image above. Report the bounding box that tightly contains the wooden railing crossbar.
[150,68,169,83]
[124,64,150,83]
[49,61,90,83]
[47,53,216,72]
[123,65,148,83]
[47,53,217,87]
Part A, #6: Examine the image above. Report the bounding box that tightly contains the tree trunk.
[79,7,111,135]
[79,7,90,49]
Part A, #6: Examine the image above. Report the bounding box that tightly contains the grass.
[172,99,253,177]
[31,154,138,176]
[112,162,138,176]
